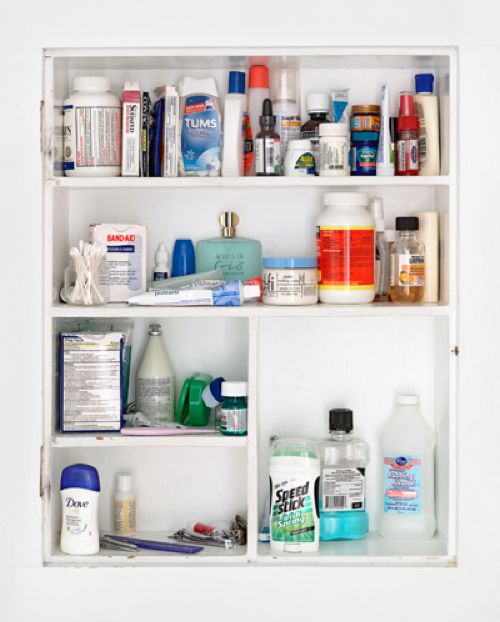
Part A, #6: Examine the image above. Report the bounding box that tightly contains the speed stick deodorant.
[269,438,320,552]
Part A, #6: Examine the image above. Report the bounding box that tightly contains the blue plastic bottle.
[320,408,369,540]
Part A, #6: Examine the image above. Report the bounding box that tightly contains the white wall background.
[1,0,499,619]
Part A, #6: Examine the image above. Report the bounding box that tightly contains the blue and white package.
[179,77,221,176]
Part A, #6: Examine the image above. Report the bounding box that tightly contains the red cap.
[249,65,269,89]
[399,92,416,117]
[397,115,419,132]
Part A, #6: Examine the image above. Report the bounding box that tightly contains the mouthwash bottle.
[320,408,369,540]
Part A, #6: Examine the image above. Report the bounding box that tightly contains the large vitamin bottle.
[316,192,375,304]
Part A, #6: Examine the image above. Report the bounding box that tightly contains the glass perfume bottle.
[195,211,262,281]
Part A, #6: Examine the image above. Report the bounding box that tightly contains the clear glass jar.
[390,217,425,303]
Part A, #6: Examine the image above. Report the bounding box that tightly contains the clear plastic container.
[389,216,425,303]
[379,395,436,540]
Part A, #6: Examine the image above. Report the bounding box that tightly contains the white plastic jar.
[319,123,349,176]
[262,257,318,305]
[64,76,121,177]
[284,139,315,176]
[317,192,375,304]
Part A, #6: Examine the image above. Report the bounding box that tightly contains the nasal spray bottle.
[269,438,320,552]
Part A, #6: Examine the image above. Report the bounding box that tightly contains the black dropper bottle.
[255,98,281,176]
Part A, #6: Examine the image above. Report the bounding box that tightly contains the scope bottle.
[320,409,369,540]
[379,395,436,540]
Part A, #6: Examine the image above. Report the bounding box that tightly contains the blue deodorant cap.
[60,463,100,492]
[415,73,435,94]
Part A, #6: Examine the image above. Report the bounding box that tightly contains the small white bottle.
[379,395,436,540]
[222,71,247,177]
[319,123,349,177]
[136,324,175,422]
[248,65,270,176]
[415,211,439,303]
[153,243,170,281]
[113,473,136,535]
[60,463,100,555]
[370,197,389,301]
[271,68,301,168]
[415,74,440,176]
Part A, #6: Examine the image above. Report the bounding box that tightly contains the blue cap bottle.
[415,73,435,94]
[228,71,246,95]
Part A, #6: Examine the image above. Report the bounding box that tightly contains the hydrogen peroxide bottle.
[320,408,369,540]
[269,438,320,552]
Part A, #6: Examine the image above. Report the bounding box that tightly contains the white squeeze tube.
[376,84,394,177]
[128,280,261,306]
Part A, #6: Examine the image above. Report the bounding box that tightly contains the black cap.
[389,116,397,141]
[329,408,353,433]
[396,216,419,231]
[260,98,275,124]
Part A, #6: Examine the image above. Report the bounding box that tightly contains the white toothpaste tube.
[148,269,224,291]
[122,82,141,176]
[376,84,394,176]
[128,280,261,307]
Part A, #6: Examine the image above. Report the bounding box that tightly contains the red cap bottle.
[397,92,418,132]
[249,65,269,89]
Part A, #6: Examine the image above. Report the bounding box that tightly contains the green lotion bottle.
[195,211,262,281]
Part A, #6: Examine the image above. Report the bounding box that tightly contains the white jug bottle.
[136,324,175,422]
[379,395,436,540]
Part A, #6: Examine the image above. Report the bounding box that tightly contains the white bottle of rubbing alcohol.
[136,324,175,423]
[379,395,436,540]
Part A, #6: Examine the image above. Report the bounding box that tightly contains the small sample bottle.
[135,324,175,422]
[390,217,425,303]
[60,463,100,555]
[271,68,301,167]
[153,243,170,281]
[113,473,136,535]
[219,381,247,436]
[379,395,436,540]
[320,409,369,541]
[301,93,330,174]
[370,197,389,301]
[255,98,281,176]
[195,211,262,281]
[396,92,419,176]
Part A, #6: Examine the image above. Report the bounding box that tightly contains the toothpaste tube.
[164,86,179,177]
[331,89,349,123]
[148,269,224,291]
[121,82,141,176]
[128,280,261,307]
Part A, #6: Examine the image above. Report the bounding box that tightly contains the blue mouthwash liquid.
[320,408,369,540]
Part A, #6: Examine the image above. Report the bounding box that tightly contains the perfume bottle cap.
[220,211,239,238]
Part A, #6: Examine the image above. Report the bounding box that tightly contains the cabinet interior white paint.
[41,46,458,567]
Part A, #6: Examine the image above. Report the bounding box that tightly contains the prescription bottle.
[316,192,375,304]
[319,123,349,177]
[64,76,121,176]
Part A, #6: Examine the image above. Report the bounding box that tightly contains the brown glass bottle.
[255,98,281,176]
[390,217,425,303]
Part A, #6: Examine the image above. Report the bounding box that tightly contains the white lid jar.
[63,76,121,177]
[319,123,349,177]
[262,257,318,305]
[284,139,315,176]
[316,192,375,304]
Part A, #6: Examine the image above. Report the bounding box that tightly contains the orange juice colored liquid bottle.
[390,217,425,303]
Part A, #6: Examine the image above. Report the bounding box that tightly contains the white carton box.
[90,223,147,302]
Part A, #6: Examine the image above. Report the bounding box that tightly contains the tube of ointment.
[376,84,394,176]
[148,269,224,291]
[331,89,349,123]
[128,279,261,306]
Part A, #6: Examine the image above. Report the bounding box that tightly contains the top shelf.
[47,176,451,190]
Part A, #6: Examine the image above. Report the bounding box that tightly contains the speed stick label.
[317,226,374,289]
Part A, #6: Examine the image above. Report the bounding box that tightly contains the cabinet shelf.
[49,302,450,319]
[47,176,451,190]
[51,432,248,448]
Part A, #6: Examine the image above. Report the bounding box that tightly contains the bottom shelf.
[258,533,453,566]
[46,531,248,567]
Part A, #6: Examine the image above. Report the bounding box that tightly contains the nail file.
[104,534,203,554]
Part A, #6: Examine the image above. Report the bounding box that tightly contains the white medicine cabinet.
[41,46,458,567]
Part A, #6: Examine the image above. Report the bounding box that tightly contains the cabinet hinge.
[452,345,460,356]
[40,100,45,154]
[39,445,45,497]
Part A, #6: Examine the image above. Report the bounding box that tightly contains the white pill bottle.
[316,192,375,304]
[60,463,100,555]
[64,76,121,177]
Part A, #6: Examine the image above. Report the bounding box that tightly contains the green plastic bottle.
[219,381,247,436]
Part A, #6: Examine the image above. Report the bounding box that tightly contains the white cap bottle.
[113,473,136,535]
[271,68,300,166]
[154,243,170,281]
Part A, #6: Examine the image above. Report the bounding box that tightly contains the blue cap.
[415,73,434,94]
[228,71,246,94]
[172,239,195,277]
[60,463,100,492]
[263,257,317,269]
[351,132,379,142]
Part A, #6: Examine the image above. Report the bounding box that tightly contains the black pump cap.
[329,408,353,433]
[396,216,419,231]
[260,98,275,124]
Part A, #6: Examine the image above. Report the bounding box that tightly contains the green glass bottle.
[195,212,262,281]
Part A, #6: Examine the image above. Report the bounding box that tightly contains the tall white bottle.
[415,74,440,176]
[379,395,436,540]
[271,68,301,169]
[414,211,439,303]
[222,71,246,177]
[248,65,270,176]
[135,324,175,422]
